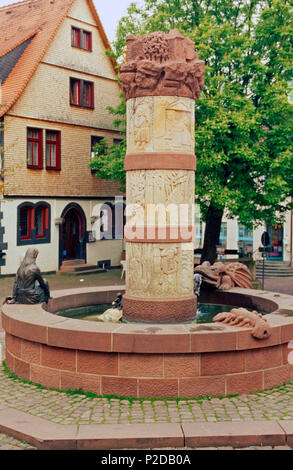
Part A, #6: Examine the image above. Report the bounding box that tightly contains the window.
[195,215,203,249]
[19,206,33,240]
[219,222,227,248]
[238,224,253,241]
[100,203,115,240]
[90,136,104,173]
[72,27,81,48]
[99,202,125,240]
[46,131,61,169]
[91,136,105,155]
[70,78,81,106]
[17,202,51,246]
[113,138,123,146]
[70,78,94,108]
[83,81,94,108]
[27,128,43,168]
[238,223,253,256]
[71,27,92,51]
[82,31,92,51]
[35,205,48,239]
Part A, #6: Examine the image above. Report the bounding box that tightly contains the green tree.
[90,92,126,192]
[91,0,293,263]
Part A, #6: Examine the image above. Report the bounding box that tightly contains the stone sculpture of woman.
[5,248,50,304]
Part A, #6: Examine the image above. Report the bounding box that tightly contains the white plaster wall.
[1,198,123,275]
[1,198,59,275]
[283,211,291,262]
[88,239,123,268]
[226,219,238,249]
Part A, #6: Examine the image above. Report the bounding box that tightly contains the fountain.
[2,30,293,399]
[120,29,205,323]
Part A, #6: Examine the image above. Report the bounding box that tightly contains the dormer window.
[71,27,92,51]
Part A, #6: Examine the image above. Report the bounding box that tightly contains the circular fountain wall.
[2,286,293,398]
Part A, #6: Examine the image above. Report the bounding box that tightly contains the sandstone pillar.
[119,29,205,323]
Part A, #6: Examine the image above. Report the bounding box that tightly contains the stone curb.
[0,408,292,450]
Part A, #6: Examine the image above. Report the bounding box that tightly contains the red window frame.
[46,130,61,170]
[35,205,48,239]
[82,30,92,51]
[71,27,81,48]
[27,128,43,169]
[70,78,94,109]
[70,78,82,106]
[71,27,92,51]
[19,206,33,240]
[83,81,94,108]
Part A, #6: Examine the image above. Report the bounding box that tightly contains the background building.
[0,0,124,275]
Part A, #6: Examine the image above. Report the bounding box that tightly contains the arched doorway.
[59,203,86,267]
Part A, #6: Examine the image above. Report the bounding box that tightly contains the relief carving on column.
[126,170,195,229]
[127,170,194,205]
[120,29,205,100]
[126,242,194,298]
[127,98,152,153]
[153,97,195,153]
[127,96,195,154]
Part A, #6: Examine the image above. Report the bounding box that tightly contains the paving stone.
[0,274,293,450]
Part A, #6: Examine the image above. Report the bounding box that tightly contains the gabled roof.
[0,0,115,118]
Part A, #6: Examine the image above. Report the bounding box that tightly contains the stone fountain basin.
[2,286,293,399]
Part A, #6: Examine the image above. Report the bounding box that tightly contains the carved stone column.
[120,29,205,323]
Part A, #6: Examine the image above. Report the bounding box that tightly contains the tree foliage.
[91,0,293,262]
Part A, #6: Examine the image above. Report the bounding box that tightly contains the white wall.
[1,197,123,275]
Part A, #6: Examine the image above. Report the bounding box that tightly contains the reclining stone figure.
[194,261,252,291]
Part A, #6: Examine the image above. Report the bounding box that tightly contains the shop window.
[219,222,227,248]
[238,223,253,256]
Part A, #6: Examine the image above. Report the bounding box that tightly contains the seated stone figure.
[6,248,50,304]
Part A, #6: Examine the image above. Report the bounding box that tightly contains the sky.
[0,0,143,43]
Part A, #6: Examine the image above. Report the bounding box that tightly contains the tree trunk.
[200,205,224,264]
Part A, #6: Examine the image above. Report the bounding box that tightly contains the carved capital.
[119,29,205,101]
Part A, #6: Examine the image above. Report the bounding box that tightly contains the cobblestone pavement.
[0,271,292,450]
[0,332,293,450]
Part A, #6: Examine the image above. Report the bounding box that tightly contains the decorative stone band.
[125,153,196,171]
[123,294,197,323]
[124,225,195,243]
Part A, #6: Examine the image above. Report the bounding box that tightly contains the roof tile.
[0,0,115,117]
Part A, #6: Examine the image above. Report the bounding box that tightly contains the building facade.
[195,207,293,265]
[0,0,124,275]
